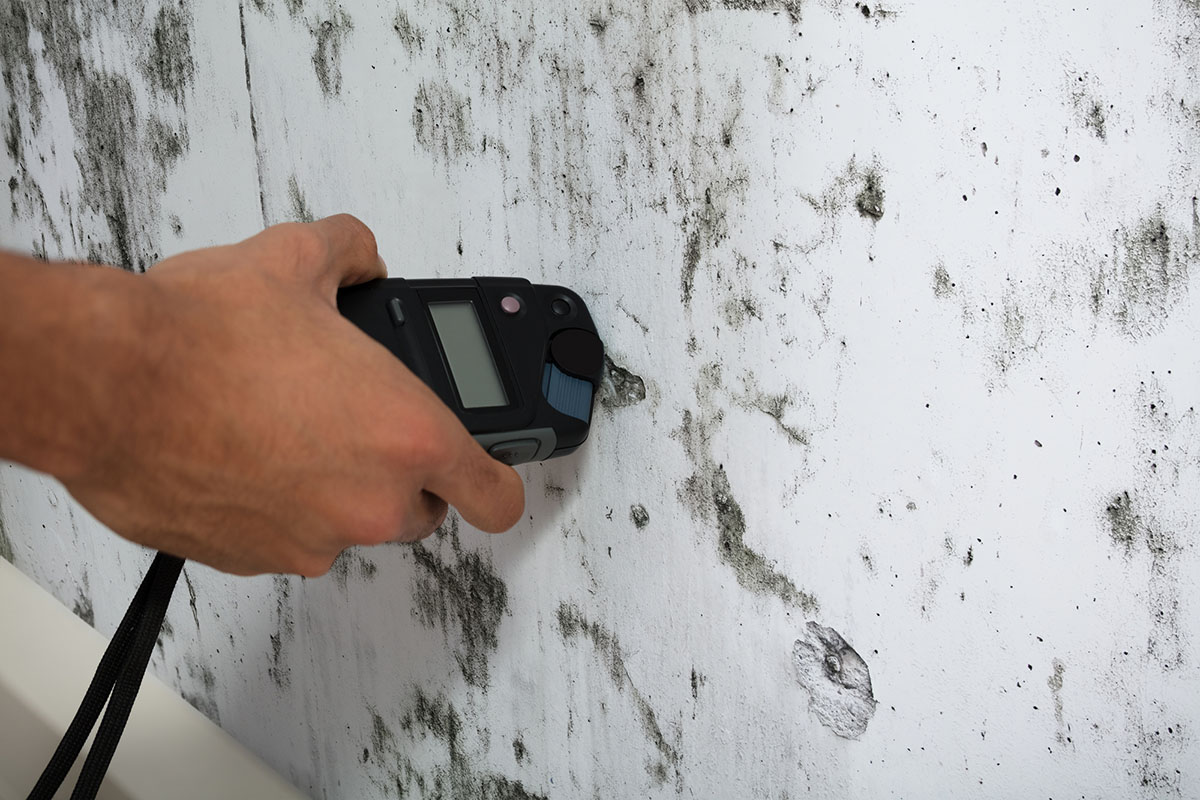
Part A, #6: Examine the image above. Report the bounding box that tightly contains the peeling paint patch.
[557,602,681,784]
[598,355,647,410]
[409,516,508,687]
[792,622,877,739]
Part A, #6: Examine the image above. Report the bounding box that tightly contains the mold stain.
[182,660,220,724]
[144,4,195,105]
[677,382,818,612]
[408,516,509,687]
[933,263,955,298]
[739,389,810,447]
[367,690,546,799]
[288,174,315,222]
[1,1,194,270]
[72,581,95,626]
[630,503,650,529]
[1092,211,1195,338]
[1048,658,1070,746]
[0,497,13,563]
[557,602,681,786]
[268,574,295,689]
[854,169,885,221]
[392,9,424,53]
[412,80,474,162]
[1104,491,1183,670]
[685,0,803,22]
[328,547,379,591]
[792,622,877,739]
[598,355,647,410]
[311,5,352,96]
[183,567,200,629]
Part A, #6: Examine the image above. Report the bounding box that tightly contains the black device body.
[336,277,604,465]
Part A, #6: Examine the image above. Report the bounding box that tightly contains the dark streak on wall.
[557,602,682,788]
[311,5,352,96]
[288,174,315,222]
[365,690,546,799]
[144,4,195,105]
[409,516,509,687]
[268,574,295,688]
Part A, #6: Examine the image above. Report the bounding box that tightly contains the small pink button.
[500,295,522,315]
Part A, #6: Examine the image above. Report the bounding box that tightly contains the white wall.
[3,0,1199,797]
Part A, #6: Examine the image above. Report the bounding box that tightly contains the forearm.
[0,251,143,480]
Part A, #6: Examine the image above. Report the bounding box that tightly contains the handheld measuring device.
[336,277,604,465]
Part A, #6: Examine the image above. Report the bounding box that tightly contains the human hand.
[58,215,524,575]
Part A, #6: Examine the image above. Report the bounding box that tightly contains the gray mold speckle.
[413,80,474,162]
[1092,211,1195,337]
[792,622,877,739]
[681,229,702,307]
[1048,658,1069,745]
[144,4,195,105]
[557,602,681,784]
[392,9,424,52]
[512,736,527,764]
[409,516,509,687]
[630,504,650,529]
[598,355,647,410]
[72,587,94,626]
[268,574,295,688]
[311,6,352,96]
[855,169,885,221]
[740,390,809,446]
[328,547,378,591]
[370,689,546,799]
[288,174,315,222]
[933,263,955,297]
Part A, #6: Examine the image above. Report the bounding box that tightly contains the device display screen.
[427,302,509,409]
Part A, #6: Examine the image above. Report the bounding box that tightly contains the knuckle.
[331,213,378,254]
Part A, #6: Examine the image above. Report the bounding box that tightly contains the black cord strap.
[26,552,185,800]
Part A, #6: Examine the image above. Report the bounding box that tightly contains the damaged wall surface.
[3,0,1200,796]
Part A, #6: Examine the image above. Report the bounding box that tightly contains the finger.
[251,214,386,301]
[399,490,449,542]
[424,431,525,534]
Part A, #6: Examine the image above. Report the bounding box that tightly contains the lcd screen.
[427,302,509,409]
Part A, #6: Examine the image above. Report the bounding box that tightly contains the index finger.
[424,425,525,533]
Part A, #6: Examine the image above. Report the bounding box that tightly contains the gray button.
[388,297,405,326]
[487,438,541,465]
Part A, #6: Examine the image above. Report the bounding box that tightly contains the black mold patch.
[147,118,188,180]
[792,622,877,739]
[2,1,192,270]
[630,504,650,529]
[0,494,13,563]
[412,80,474,161]
[392,9,424,52]
[183,567,200,628]
[268,574,295,688]
[739,390,809,446]
[1103,490,1183,669]
[328,547,379,591]
[182,661,220,723]
[311,6,352,96]
[598,355,647,410]
[854,169,885,221]
[1048,658,1068,745]
[409,516,508,687]
[72,580,95,627]
[1092,211,1195,337]
[287,175,315,222]
[368,689,547,799]
[557,602,681,783]
[144,4,195,105]
[676,403,819,613]
[512,736,527,764]
[681,229,702,307]
[933,263,955,297]
[686,0,803,22]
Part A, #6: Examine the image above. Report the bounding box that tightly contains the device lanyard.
[26,551,184,800]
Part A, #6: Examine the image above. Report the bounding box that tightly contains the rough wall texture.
[3,0,1200,797]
